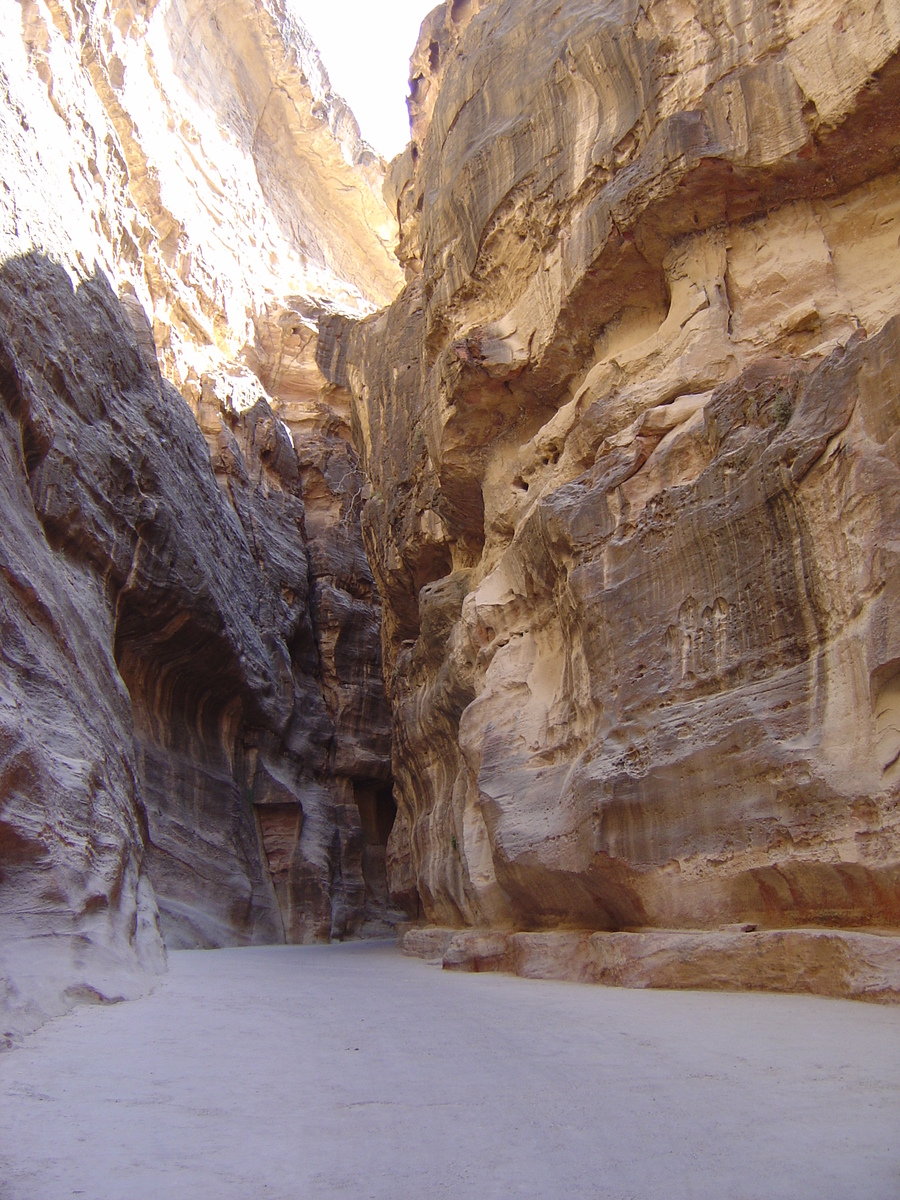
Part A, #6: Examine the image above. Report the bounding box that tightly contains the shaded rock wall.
[0,267,167,1038]
[1,0,401,1036]
[0,252,394,1038]
[323,0,900,945]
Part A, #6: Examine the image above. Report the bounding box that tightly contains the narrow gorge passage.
[3,0,900,1188]
[1,944,899,1200]
[3,0,900,1064]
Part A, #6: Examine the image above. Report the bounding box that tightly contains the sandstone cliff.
[4,0,900,1024]
[1,0,401,1037]
[323,0,900,994]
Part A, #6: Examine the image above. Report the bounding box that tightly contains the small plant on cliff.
[772,387,793,429]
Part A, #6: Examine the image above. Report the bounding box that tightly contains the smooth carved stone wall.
[403,927,900,1003]
[323,0,900,946]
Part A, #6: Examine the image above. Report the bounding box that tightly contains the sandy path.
[0,943,898,1199]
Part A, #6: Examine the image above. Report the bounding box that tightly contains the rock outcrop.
[323,0,900,986]
[403,926,900,1003]
[1,0,401,1037]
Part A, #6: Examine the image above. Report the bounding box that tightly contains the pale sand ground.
[1,943,898,1199]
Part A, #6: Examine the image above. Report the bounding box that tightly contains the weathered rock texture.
[323,0,900,988]
[5,0,900,1022]
[1,0,401,1036]
[403,925,900,1003]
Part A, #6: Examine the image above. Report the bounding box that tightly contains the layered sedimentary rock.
[404,926,900,1003]
[324,0,900,981]
[0,269,168,1036]
[5,0,400,374]
[1,0,401,1035]
[6,0,900,1023]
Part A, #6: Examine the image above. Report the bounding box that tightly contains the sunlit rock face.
[0,0,401,1034]
[324,0,900,946]
[4,0,401,378]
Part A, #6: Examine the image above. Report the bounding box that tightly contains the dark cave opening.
[352,780,397,914]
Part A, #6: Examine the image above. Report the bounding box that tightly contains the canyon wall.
[3,0,900,1025]
[1,0,401,1037]
[323,0,900,991]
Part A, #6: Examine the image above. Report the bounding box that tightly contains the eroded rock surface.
[0,0,401,1036]
[324,0,900,962]
[5,0,900,1022]
[403,926,900,1003]
[0,269,167,1036]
